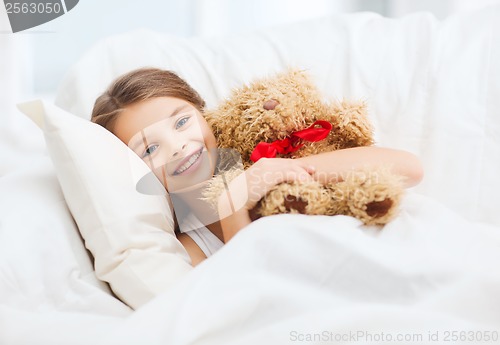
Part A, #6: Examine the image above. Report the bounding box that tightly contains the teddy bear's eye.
[239,103,250,111]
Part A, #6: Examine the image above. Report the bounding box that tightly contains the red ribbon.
[250,120,332,162]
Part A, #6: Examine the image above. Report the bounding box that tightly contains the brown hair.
[91,67,206,133]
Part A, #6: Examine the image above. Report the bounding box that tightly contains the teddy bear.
[201,69,405,225]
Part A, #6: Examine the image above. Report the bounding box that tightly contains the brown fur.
[202,69,404,225]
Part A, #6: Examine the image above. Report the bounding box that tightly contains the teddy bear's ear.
[328,100,375,147]
[278,67,312,84]
[283,66,307,76]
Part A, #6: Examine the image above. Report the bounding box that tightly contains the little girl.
[91,68,423,266]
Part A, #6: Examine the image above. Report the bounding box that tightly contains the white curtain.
[193,0,500,37]
[386,0,500,18]
[0,6,35,161]
[5,0,500,99]
[193,0,355,37]
[0,7,33,123]
[0,7,17,127]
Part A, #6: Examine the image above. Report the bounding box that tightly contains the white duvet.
[2,6,500,345]
[2,193,500,344]
[100,193,500,345]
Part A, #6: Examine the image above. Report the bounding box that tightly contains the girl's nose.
[172,143,187,158]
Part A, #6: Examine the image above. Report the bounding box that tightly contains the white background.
[1,0,500,103]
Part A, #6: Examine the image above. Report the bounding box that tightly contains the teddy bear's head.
[204,69,374,167]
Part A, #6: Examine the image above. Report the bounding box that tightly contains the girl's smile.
[172,147,204,176]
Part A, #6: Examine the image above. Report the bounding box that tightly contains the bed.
[1,7,500,345]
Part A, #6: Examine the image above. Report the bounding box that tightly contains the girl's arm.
[218,204,252,243]
[176,232,207,266]
[297,146,424,188]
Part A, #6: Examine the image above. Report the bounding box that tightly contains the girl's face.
[114,97,218,192]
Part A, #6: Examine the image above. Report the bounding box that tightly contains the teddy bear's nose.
[263,99,279,110]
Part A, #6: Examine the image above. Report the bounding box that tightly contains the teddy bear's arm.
[297,146,423,187]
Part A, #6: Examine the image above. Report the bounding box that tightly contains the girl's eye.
[175,116,190,129]
[142,144,158,158]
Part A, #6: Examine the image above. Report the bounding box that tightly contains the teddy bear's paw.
[326,167,405,225]
[347,189,400,225]
[255,194,309,219]
[257,181,330,217]
[283,195,308,214]
[365,198,394,218]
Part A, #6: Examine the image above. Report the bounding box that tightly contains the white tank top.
[178,212,224,257]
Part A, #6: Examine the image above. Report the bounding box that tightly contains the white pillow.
[0,156,130,315]
[17,100,193,310]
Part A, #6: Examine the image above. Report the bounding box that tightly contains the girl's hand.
[242,158,316,210]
